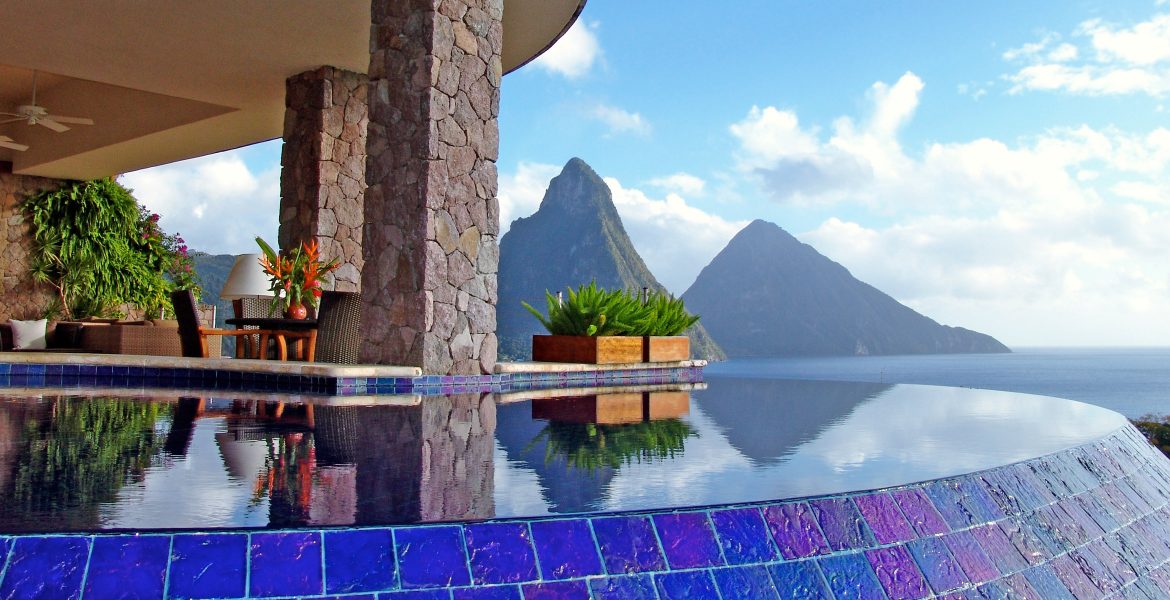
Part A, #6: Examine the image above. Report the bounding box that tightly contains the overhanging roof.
[0,0,585,179]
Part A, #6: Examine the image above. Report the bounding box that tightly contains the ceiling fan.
[0,135,28,151]
[1,71,94,133]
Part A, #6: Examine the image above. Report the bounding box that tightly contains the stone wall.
[0,167,64,321]
[363,0,503,374]
[279,67,368,292]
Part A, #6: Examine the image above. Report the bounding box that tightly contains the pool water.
[0,378,1126,533]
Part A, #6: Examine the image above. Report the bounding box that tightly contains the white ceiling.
[0,0,585,179]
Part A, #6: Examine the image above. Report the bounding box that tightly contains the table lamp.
[220,253,273,318]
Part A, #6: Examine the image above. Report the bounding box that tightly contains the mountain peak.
[683,220,1009,357]
[497,157,726,361]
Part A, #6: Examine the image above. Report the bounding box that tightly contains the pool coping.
[0,352,707,396]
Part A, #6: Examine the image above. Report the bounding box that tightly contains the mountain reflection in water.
[0,378,1124,533]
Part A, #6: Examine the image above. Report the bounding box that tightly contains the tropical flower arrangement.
[256,237,340,318]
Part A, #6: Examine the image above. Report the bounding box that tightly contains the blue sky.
[123,1,1170,346]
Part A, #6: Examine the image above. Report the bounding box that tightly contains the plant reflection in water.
[527,391,696,472]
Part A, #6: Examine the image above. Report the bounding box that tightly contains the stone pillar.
[362,0,502,374]
[0,167,64,321]
[279,67,368,291]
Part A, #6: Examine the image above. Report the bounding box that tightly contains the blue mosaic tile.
[969,523,1029,575]
[463,522,538,585]
[924,480,986,530]
[891,488,950,536]
[168,533,248,599]
[809,497,874,551]
[712,565,780,600]
[528,519,602,580]
[767,560,832,600]
[762,502,831,559]
[945,530,1001,585]
[853,492,915,544]
[520,579,590,599]
[710,507,778,564]
[654,570,721,600]
[588,574,657,600]
[1021,564,1076,600]
[866,545,930,600]
[976,572,1040,600]
[83,535,170,599]
[324,528,397,594]
[1050,553,1104,598]
[250,531,324,597]
[1087,538,1137,587]
[817,552,886,600]
[452,585,524,599]
[395,526,471,589]
[652,511,723,569]
[907,536,968,595]
[383,591,452,599]
[0,536,90,600]
[590,515,665,574]
[1071,546,1123,596]
[997,517,1051,567]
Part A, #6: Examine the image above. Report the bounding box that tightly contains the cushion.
[9,319,48,350]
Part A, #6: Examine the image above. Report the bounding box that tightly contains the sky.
[122,1,1170,347]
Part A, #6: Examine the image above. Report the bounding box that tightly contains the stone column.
[0,167,64,321]
[279,67,368,291]
[363,0,502,374]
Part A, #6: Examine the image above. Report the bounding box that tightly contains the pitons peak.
[498,157,726,361]
[682,219,1009,357]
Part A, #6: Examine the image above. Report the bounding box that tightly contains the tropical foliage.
[1135,414,1170,457]
[256,237,340,314]
[523,282,700,336]
[6,397,168,528]
[532,419,695,472]
[22,178,199,319]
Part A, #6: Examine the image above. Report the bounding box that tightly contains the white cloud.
[497,161,562,235]
[647,172,706,196]
[531,19,601,79]
[604,177,748,293]
[1004,13,1170,96]
[121,144,280,256]
[732,73,1170,345]
[589,103,651,136]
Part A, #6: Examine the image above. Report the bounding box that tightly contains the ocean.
[704,347,1170,419]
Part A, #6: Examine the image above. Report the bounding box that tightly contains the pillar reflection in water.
[312,393,495,525]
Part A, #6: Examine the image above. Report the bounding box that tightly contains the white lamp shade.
[220,253,272,300]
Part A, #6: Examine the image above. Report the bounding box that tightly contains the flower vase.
[286,303,308,320]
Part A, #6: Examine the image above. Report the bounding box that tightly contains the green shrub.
[22,178,199,319]
[523,282,699,336]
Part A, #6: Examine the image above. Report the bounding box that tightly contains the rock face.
[0,170,63,321]
[497,158,725,361]
[682,220,1010,357]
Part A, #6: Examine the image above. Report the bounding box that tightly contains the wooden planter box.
[644,336,689,362]
[532,391,691,424]
[532,335,643,364]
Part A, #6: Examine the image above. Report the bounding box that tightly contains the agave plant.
[524,283,700,337]
[523,282,648,336]
[628,291,701,336]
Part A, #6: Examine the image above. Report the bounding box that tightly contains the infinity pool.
[0,378,1126,533]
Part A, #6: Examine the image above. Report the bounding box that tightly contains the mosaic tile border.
[1,423,1168,599]
[0,361,705,397]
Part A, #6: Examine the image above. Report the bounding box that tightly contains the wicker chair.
[315,291,362,364]
[171,290,283,359]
